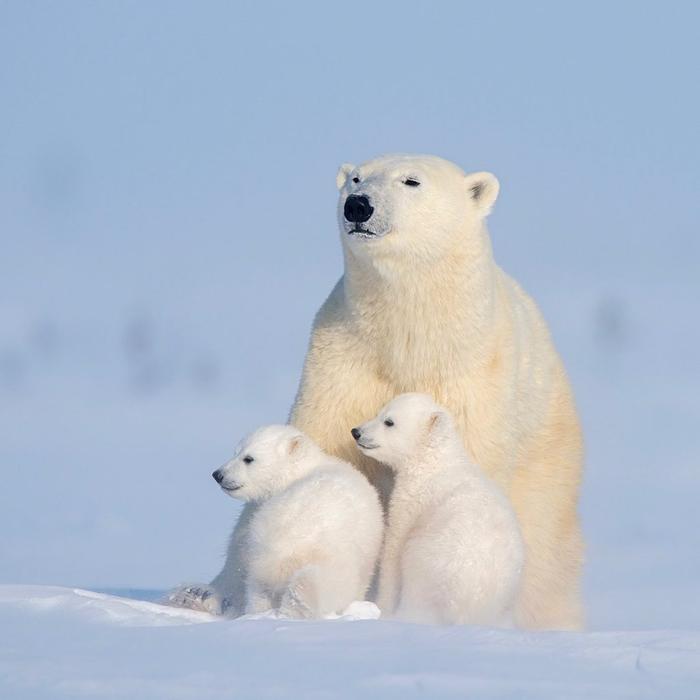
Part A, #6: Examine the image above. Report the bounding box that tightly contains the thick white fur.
[355,393,523,626]
[290,154,584,630]
[173,426,383,619]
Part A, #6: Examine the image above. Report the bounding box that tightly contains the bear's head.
[212,425,315,502]
[336,154,499,264]
[351,392,455,469]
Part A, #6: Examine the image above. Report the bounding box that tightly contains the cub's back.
[250,462,382,560]
[413,467,523,562]
[406,461,515,528]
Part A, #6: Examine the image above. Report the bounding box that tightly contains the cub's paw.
[278,592,313,620]
[165,583,225,615]
[278,575,317,620]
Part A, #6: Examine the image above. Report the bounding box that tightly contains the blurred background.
[1,1,698,630]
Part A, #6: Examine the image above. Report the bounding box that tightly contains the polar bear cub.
[213,424,383,619]
[353,393,524,626]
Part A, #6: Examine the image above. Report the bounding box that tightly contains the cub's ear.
[464,171,499,217]
[336,163,355,190]
[288,435,304,457]
[427,411,444,433]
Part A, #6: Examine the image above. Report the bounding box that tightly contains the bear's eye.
[384,418,394,427]
[352,177,360,184]
[403,178,420,187]
[243,455,254,464]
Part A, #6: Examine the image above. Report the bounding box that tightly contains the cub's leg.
[393,536,443,624]
[167,502,257,618]
[280,563,361,619]
[165,583,226,615]
[244,579,274,615]
[279,566,321,619]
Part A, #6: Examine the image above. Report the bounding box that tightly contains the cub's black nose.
[212,469,224,484]
[344,195,374,223]
[351,427,362,441]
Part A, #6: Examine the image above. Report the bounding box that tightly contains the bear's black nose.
[344,195,374,223]
[212,469,225,484]
[351,427,362,441]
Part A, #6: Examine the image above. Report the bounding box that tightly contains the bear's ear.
[464,172,500,217]
[336,163,355,190]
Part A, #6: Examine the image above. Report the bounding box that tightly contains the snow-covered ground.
[1,586,698,700]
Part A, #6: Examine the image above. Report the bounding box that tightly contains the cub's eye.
[403,178,420,187]
[243,455,254,464]
[384,418,394,427]
[352,177,360,184]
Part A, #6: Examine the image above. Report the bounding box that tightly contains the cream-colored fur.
[355,394,524,626]
[291,154,584,630]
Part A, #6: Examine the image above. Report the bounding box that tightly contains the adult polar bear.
[290,154,584,630]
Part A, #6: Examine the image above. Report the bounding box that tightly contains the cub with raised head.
[354,393,524,626]
[211,425,383,619]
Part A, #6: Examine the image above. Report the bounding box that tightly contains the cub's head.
[351,393,453,468]
[336,154,499,263]
[212,425,313,502]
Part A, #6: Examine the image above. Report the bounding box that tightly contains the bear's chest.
[368,337,518,488]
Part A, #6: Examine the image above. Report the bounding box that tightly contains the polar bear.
[170,425,383,619]
[289,154,585,630]
[353,393,524,626]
